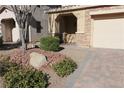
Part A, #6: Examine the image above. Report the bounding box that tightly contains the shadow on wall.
[29,13,43,33]
[23,12,43,43]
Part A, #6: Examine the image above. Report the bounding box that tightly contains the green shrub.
[0,56,18,76]
[0,55,49,88]
[4,67,49,88]
[40,36,60,51]
[0,37,3,45]
[52,58,77,77]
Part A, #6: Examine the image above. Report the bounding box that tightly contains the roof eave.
[46,5,118,14]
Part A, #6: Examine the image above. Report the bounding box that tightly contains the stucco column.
[48,14,59,36]
[1,22,6,42]
[73,10,87,46]
[74,10,86,34]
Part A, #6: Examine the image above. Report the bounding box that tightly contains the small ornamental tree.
[11,5,36,51]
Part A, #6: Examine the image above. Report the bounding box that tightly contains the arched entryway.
[56,13,77,43]
[1,18,15,42]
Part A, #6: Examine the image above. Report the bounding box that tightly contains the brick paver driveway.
[62,47,124,88]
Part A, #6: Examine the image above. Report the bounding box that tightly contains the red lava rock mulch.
[9,48,66,67]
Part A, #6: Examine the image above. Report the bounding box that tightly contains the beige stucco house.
[0,5,60,43]
[48,5,124,49]
[0,6,20,42]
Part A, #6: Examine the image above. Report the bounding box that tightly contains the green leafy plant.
[0,55,50,88]
[4,67,49,88]
[52,58,77,77]
[40,36,60,51]
[0,56,18,76]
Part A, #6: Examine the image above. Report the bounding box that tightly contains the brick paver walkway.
[63,48,124,88]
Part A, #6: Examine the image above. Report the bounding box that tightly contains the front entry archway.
[56,13,77,44]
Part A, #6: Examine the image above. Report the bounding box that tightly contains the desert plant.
[0,56,18,76]
[4,67,49,88]
[52,58,77,77]
[40,36,60,51]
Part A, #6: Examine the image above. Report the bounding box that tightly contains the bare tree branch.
[11,5,35,51]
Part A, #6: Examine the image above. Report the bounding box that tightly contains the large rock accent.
[29,52,47,69]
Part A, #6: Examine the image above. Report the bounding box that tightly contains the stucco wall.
[48,5,124,47]
[0,8,20,42]
[0,5,60,43]
[30,5,60,42]
[85,5,124,47]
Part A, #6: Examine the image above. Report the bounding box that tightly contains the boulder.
[29,52,47,69]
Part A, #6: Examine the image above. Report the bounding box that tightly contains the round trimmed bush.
[40,36,60,51]
[4,67,49,88]
[52,58,77,77]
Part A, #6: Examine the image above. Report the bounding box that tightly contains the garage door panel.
[93,17,124,49]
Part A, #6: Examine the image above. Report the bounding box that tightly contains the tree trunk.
[20,28,27,51]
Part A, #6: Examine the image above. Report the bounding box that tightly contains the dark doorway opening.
[56,13,77,43]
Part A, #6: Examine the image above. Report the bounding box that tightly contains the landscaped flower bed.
[10,48,66,66]
[9,48,77,77]
[0,47,78,88]
[0,56,49,88]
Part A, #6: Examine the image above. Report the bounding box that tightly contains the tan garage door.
[92,14,124,49]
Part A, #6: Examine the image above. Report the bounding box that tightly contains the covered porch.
[48,9,86,46]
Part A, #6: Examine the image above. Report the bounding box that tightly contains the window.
[36,22,41,33]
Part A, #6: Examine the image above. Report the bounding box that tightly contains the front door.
[1,19,15,42]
